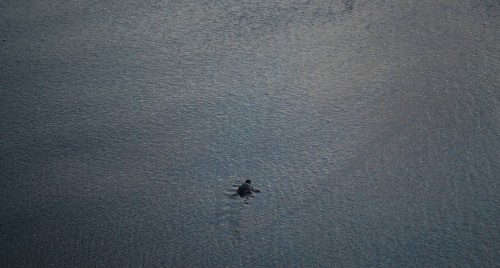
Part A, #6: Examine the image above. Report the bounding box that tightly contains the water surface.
[1,0,499,266]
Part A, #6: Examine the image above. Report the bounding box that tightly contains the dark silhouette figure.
[237,180,260,196]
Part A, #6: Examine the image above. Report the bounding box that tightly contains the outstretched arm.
[252,187,261,193]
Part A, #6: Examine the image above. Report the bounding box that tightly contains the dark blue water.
[1,0,499,266]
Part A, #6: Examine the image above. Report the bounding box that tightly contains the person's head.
[245,180,251,184]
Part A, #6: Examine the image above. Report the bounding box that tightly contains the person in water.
[237,180,260,196]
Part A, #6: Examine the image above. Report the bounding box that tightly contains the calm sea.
[1,0,499,266]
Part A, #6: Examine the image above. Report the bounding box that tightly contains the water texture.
[1,0,499,266]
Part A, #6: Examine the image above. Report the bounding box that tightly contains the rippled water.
[1,0,499,266]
